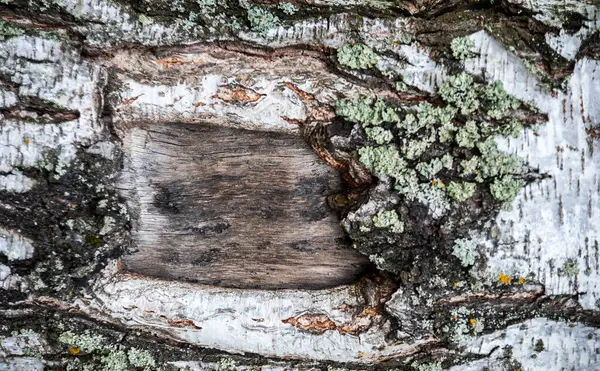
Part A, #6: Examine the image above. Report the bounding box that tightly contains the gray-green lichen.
[481,81,521,119]
[277,2,297,15]
[58,330,159,371]
[451,236,480,266]
[412,362,443,371]
[438,72,479,115]
[372,209,404,233]
[365,126,394,144]
[455,120,480,148]
[490,176,525,202]
[335,97,398,127]
[215,357,236,370]
[0,20,25,38]
[358,145,406,178]
[337,44,379,70]
[447,181,476,202]
[450,36,475,60]
[559,259,579,277]
[346,73,528,215]
[247,6,279,36]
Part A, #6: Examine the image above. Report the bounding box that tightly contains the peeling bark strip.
[119,123,369,289]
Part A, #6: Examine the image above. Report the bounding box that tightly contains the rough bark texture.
[1,0,600,370]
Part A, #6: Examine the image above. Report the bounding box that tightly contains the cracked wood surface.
[120,123,369,289]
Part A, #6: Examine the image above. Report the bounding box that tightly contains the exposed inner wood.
[120,123,370,289]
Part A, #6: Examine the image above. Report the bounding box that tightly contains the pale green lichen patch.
[455,120,480,148]
[372,209,404,233]
[336,73,524,215]
[337,69,542,278]
[337,44,379,70]
[438,72,480,115]
[412,361,443,371]
[0,20,25,38]
[451,236,480,266]
[58,330,158,371]
[450,36,475,60]
[365,126,393,144]
[416,158,443,180]
[247,6,279,36]
[358,145,406,178]
[447,181,476,202]
[335,97,399,127]
[342,72,530,220]
[481,81,521,119]
[277,2,297,15]
[490,176,525,202]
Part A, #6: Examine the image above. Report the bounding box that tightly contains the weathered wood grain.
[119,123,369,289]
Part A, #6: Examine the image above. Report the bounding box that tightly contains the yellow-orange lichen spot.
[519,277,526,284]
[469,318,477,325]
[499,273,512,284]
[68,347,80,355]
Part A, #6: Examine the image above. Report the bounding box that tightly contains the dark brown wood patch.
[120,124,369,289]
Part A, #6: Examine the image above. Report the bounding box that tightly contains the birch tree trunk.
[1,0,600,370]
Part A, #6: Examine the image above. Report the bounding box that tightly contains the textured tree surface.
[1,0,600,370]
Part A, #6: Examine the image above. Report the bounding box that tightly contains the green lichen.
[438,72,479,115]
[101,350,129,371]
[398,101,454,135]
[490,176,525,202]
[0,20,25,37]
[415,184,450,218]
[450,36,475,60]
[337,43,379,70]
[372,209,404,233]
[127,348,157,369]
[247,6,279,36]
[481,81,520,119]
[460,157,479,178]
[455,120,480,148]
[500,119,524,138]
[395,80,408,92]
[400,137,431,160]
[447,181,476,202]
[416,158,443,179]
[137,14,154,26]
[441,153,454,169]
[451,236,480,266]
[413,362,442,371]
[477,143,524,182]
[365,127,394,144]
[358,145,406,178]
[394,168,420,200]
[58,330,158,371]
[277,2,297,15]
[335,97,399,127]
[216,357,237,371]
[338,69,534,225]
[85,234,103,248]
